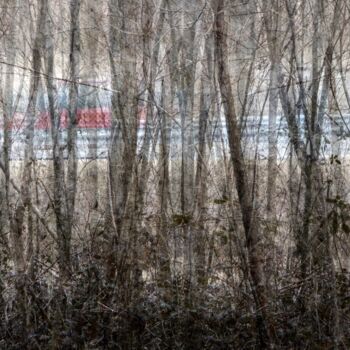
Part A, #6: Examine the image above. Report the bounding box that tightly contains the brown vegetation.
[0,0,350,348]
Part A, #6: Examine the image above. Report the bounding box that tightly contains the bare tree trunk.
[157,79,172,289]
[130,0,167,292]
[105,0,123,277]
[0,0,16,257]
[106,1,139,298]
[270,1,342,343]
[83,0,100,236]
[193,32,215,286]
[43,0,70,284]
[173,0,199,289]
[8,0,47,340]
[61,0,81,280]
[267,68,278,216]
[213,0,274,347]
[137,0,164,213]
[194,75,209,287]
[0,0,17,328]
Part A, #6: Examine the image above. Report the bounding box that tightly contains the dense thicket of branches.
[1,0,350,348]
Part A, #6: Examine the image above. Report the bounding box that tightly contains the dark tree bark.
[213,0,274,347]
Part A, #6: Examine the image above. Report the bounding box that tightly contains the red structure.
[4,106,147,131]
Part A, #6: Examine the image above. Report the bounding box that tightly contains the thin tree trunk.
[10,0,47,340]
[105,0,139,295]
[83,0,100,236]
[213,0,274,347]
[157,79,171,289]
[0,0,16,255]
[43,0,69,283]
[63,0,81,280]
[194,75,209,287]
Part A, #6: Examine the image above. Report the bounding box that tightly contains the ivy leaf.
[172,214,192,226]
[220,235,228,245]
[214,195,228,205]
[342,223,350,234]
